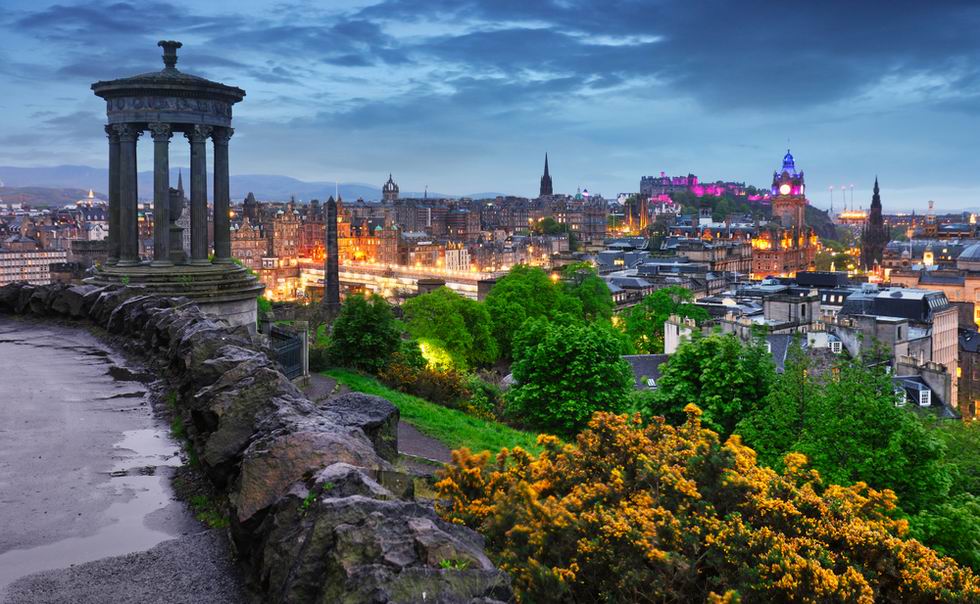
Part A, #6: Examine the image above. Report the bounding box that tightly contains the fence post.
[295,320,310,378]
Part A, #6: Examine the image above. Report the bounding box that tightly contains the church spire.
[539,153,553,197]
[177,169,184,198]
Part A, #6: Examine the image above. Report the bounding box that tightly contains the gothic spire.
[177,169,184,197]
[539,152,553,197]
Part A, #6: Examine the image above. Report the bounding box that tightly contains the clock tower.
[771,149,807,228]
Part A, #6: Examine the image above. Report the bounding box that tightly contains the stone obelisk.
[322,197,341,318]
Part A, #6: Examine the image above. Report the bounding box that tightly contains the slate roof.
[622,354,670,390]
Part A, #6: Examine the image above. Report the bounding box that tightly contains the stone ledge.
[0,281,511,604]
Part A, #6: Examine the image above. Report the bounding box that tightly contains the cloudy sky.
[0,0,978,210]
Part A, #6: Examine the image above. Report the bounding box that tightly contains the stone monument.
[322,197,341,317]
[88,41,263,327]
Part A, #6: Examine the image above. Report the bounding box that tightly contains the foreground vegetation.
[325,368,542,454]
[438,408,980,603]
[311,263,980,596]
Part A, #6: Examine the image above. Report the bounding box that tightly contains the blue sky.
[0,0,978,211]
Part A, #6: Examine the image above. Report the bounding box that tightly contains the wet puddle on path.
[0,319,191,594]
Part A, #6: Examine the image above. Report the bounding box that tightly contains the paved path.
[0,318,244,603]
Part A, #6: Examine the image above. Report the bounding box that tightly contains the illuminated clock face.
[779,183,792,195]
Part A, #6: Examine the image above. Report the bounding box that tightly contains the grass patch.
[325,368,542,455]
[189,494,230,529]
[170,415,186,440]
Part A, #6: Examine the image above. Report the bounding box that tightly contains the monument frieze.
[105,96,233,126]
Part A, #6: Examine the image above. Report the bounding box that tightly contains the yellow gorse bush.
[436,405,980,603]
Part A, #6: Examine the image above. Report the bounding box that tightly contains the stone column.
[115,124,140,266]
[211,127,233,263]
[105,125,120,265]
[149,123,173,266]
[186,125,212,265]
[323,197,340,316]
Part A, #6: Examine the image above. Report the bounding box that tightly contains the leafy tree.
[643,332,773,435]
[507,322,632,436]
[910,494,980,570]
[402,287,498,370]
[619,285,708,353]
[437,409,980,603]
[561,262,614,321]
[934,420,980,497]
[738,353,952,513]
[736,338,812,467]
[484,265,582,358]
[326,293,401,374]
[530,216,568,236]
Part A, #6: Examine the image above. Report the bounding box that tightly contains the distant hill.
[0,186,99,207]
[0,165,504,203]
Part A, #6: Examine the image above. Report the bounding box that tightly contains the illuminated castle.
[751,150,818,278]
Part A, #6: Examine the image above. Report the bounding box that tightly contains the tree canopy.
[484,265,582,358]
[737,346,952,513]
[326,293,401,374]
[641,331,774,436]
[437,409,980,603]
[561,262,614,322]
[507,321,633,437]
[619,285,708,354]
[401,286,498,370]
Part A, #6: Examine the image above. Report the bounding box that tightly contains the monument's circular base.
[87,263,265,328]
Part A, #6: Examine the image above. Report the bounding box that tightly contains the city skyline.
[0,1,978,211]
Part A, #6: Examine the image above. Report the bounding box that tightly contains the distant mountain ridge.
[0,165,505,203]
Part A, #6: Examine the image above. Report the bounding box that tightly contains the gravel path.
[0,317,246,604]
[3,531,244,604]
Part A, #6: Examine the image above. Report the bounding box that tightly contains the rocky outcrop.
[0,282,511,604]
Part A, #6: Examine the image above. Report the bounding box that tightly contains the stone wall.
[0,281,511,604]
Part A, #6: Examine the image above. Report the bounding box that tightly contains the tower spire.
[539,152,553,197]
[177,169,184,197]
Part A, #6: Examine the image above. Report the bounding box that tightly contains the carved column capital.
[105,124,119,142]
[211,127,234,146]
[185,124,213,143]
[113,123,141,143]
[148,122,172,142]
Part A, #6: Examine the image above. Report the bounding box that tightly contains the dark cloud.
[2,0,980,205]
[357,0,980,111]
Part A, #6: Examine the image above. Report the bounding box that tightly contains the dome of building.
[957,243,980,271]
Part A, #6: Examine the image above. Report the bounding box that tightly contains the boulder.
[89,286,146,326]
[188,365,304,481]
[311,462,395,501]
[169,318,249,375]
[244,495,511,604]
[320,392,400,462]
[49,284,100,318]
[14,285,36,314]
[234,426,386,522]
[106,294,159,333]
[193,344,273,394]
[0,282,22,311]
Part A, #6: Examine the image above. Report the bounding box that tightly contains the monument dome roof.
[92,41,244,104]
